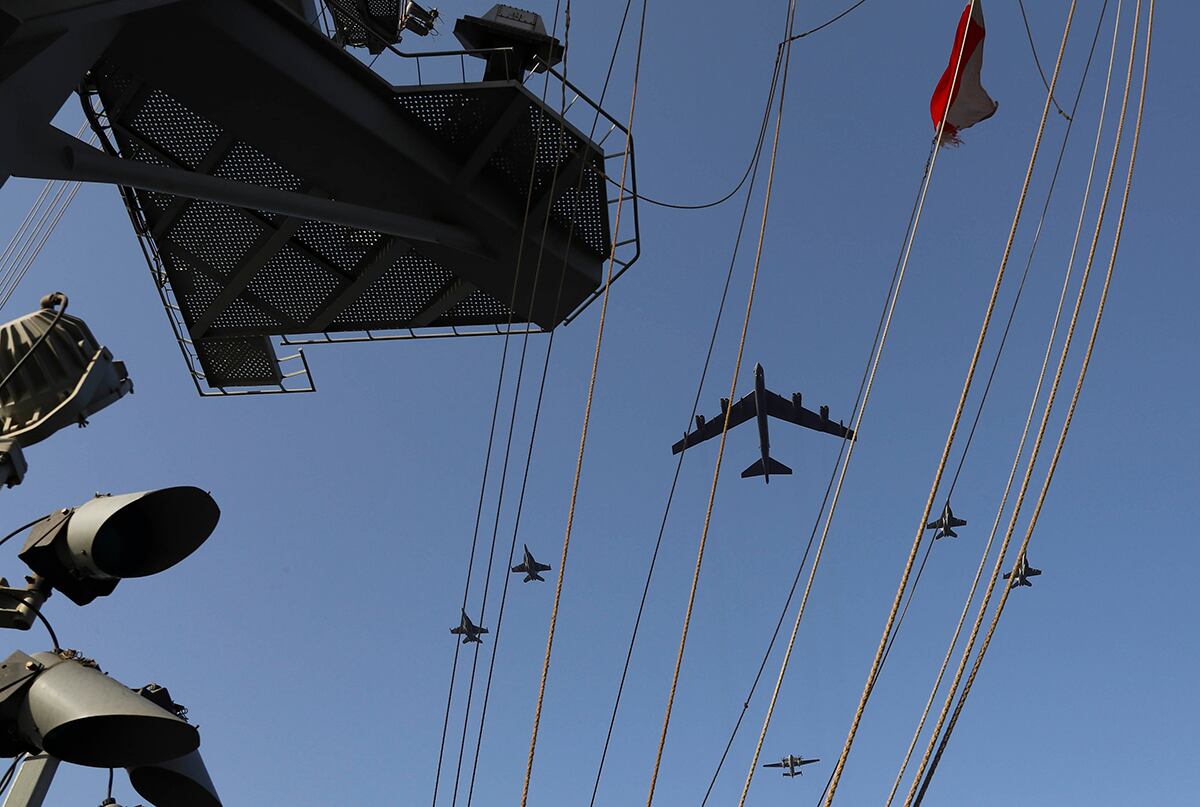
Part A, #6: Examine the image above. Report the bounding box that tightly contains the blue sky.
[0,0,1195,805]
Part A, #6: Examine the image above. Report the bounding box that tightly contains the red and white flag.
[930,0,998,145]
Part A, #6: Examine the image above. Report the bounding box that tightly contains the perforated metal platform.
[70,0,636,394]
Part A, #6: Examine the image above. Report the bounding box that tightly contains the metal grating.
[437,287,514,325]
[333,250,457,327]
[131,90,223,171]
[247,246,344,324]
[78,7,633,392]
[195,337,283,387]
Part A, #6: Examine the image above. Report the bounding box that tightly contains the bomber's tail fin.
[741,456,792,480]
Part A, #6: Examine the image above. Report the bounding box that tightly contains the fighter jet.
[1002,555,1042,588]
[671,363,853,484]
[762,754,820,777]
[450,609,489,644]
[925,501,967,539]
[511,544,552,583]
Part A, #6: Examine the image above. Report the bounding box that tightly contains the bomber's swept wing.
[671,393,756,454]
[763,390,854,439]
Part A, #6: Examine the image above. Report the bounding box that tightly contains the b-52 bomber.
[762,754,820,777]
[672,363,853,483]
[1003,555,1042,588]
[511,544,552,582]
[926,501,967,539]
[450,609,489,644]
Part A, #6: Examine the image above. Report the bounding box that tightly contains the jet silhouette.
[925,501,967,539]
[1003,555,1042,588]
[511,544,552,582]
[450,609,489,644]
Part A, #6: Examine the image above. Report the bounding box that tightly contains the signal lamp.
[0,293,132,453]
[0,650,199,768]
[18,487,220,606]
[128,749,223,807]
[402,1,439,35]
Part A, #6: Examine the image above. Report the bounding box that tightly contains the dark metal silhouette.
[510,545,552,583]
[925,501,968,540]
[762,754,820,778]
[671,363,853,483]
[450,609,489,644]
[1002,555,1042,588]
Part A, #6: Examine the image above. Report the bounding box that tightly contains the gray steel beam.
[13,125,490,257]
[0,21,118,190]
[163,240,297,331]
[409,278,476,327]
[1,754,59,807]
[452,93,529,190]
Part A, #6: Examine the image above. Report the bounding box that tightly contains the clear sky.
[0,0,1195,805]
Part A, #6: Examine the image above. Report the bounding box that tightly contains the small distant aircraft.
[1002,555,1042,588]
[925,501,967,540]
[671,363,853,484]
[762,754,820,777]
[511,544,552,583]
[450,609,489,644]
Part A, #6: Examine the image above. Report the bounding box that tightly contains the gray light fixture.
[0,293,132,451]
[18,487,220,606]
[128,750,223,807]
[0,650,199,768]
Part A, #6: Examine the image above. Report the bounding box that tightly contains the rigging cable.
[430,1,567,799]
[737,0,998,800]
[590,8,790,807]
[1019,0,1071,121]
[449,3,576,803]
[0,123,92,311]
[644,0,801,802]
[518,0,647,800]
[907,3,1149,801]
[607,0,871,211]
[820,1,1079,800]
[883,2,1120,803]
[466,0,655,800]
[700,135,936,807]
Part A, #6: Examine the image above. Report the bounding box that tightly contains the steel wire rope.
[906,4,1148,801]
[644,2,802,804]
[430,3,570,801]
[590,10,791,807]
[608,0,871,211]
[875,0,1115,707]
[880,5,1120,803]
[0,124,91,311]
[699,139,936,807]
[917,20,1149,799]
[518,0,647,800]
[464,1,651,799]
[819,2,1079,800]
[735,130,940,805]
[1019,0,1071,121]
[738,0,1002,799]
[447,4,580,803]
[0,181,83,312]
